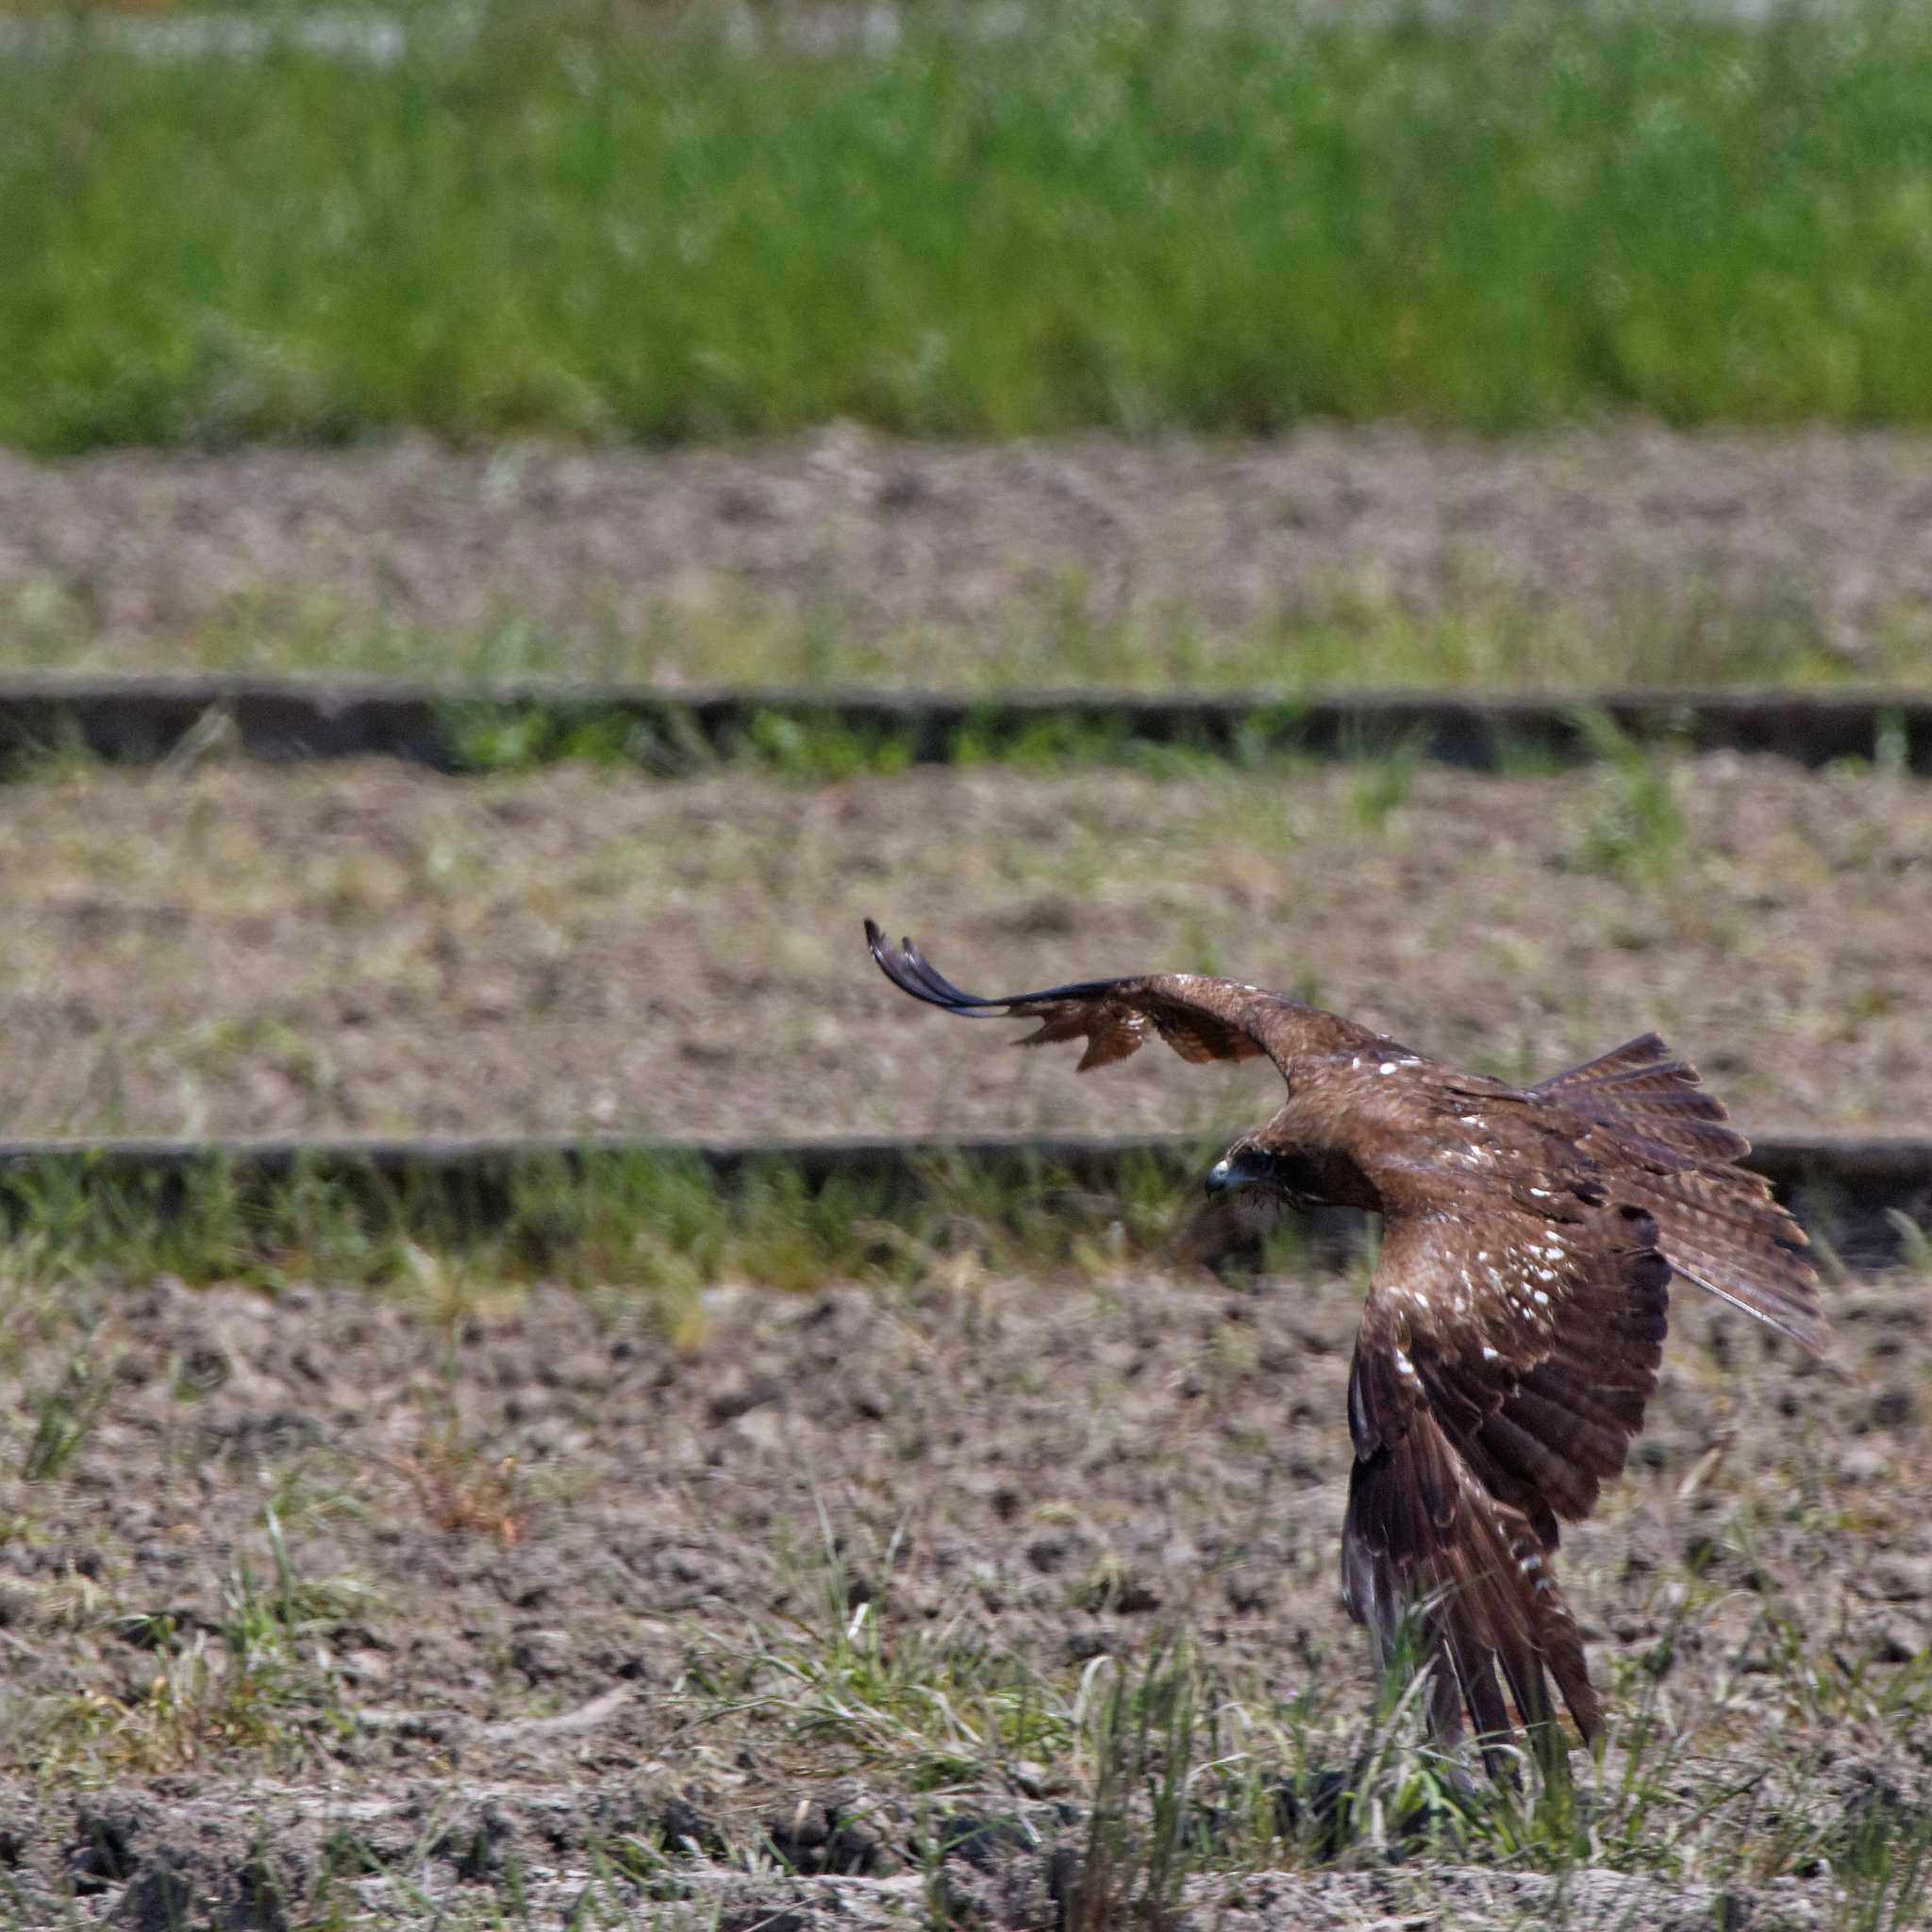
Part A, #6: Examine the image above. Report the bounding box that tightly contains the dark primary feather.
[862,922,1825,1771]
[865,922,1122,1017]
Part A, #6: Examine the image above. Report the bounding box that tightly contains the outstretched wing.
[1342,1183,1672,1772]
[864,920,1367,1075]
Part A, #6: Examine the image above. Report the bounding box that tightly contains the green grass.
[11,572,1920,691]
[37,1502,374,1779]
[0,688,1788,791]
[0,1143,1250,1327]
[1570,713,1690,887]
[8,1,1932,453]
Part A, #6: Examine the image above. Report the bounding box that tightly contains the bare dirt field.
[0,426,1928,1929]
[3,428,1931,683]
[0,755,1926,1142]
[0,1243,1924,1928]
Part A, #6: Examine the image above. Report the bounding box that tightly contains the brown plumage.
[863,920,1824,1773]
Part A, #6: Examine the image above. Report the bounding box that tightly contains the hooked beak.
[1205,1149,1270,1196]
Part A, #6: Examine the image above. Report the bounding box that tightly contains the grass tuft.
[36,1502,371,1778]
[19,1349,118,1484]
[1069,1640,1216,1931]
[1570,710,1689,887]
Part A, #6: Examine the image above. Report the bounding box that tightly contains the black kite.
[864,920,1823,1774]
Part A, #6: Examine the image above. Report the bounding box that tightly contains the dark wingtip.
[863,917,920,983]
[867,917,964,1011]
[864,920,1013,1015]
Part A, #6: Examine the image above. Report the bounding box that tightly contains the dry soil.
[0,755,1926,1141]
[4,426,1932,677]
[0,1254,1923,1927]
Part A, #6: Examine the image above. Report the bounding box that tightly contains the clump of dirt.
[0,1255,1924,1924]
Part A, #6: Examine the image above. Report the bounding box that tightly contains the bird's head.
[1204,1135,1292,1199]
[1176,1132,1293,1272]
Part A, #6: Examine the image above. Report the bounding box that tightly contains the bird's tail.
[1535,1035,1824,1353]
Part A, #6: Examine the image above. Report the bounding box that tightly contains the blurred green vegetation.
[0,1144,1239,1333]
[7,575,1924,690]
[6,1,1932,453]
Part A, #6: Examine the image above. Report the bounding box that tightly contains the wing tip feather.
[864,917,1001,1015]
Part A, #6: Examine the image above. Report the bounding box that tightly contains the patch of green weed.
[1570,711,1688,886]
[36,1503,370,1777]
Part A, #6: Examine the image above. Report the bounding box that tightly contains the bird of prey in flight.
[863,920,1823,1775]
